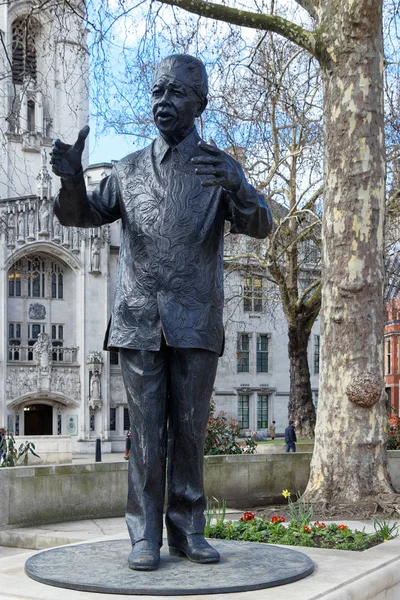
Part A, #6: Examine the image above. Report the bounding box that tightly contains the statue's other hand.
[191,140,243,192]
[50,125,90,179]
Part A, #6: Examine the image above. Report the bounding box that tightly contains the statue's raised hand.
[50,125,89,179]
[191,141,243,192]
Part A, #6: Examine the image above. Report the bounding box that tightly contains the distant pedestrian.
[124,429,132,460]
[0,427,5,463]
[268,421,276,440]
[285,420,297,453]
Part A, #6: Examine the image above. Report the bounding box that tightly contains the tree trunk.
[87,0,396,509]
[288,320,316,439]
[304,0,397,509]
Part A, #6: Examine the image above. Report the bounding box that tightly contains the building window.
[27,100,35,132]
[238,395,250,429]
[110,408,116,431]
[256,334,269,373]
[386,339,392,375]
[90,411,95,431]
[8,261,22,297]
[27,257,46,298]
[243,276,263,312]
[9,256,66,299]
[52,324,64,361]
[237,333,250,373]
[314,335,320,375]
[313,392,319,411]
[257,395,269,429]
[303,239,319,264]
[110,351,119,366]
[124,408,130,431]
[51,263,64,299]
[8,322,21,361]
[28,323,45,360]
[11,16,38,85]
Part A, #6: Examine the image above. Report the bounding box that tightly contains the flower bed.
[204,492,399,552]
[206,515,390,550]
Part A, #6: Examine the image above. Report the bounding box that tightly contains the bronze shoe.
[128,540,160,571]
[168,533,220,564]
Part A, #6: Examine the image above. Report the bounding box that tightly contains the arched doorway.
[24,404,53,435]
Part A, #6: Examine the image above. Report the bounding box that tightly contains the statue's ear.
[196,97,208,118]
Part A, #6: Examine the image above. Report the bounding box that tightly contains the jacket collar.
[153,127,202,164]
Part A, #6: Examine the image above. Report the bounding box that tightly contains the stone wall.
[203,453,311,507]
[13,435,72,465]
[0,462,127,528]
[1,452,400,528]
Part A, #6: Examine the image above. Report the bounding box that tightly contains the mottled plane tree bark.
[149,0,397,509]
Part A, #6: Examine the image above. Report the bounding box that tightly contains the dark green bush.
[204,401,257,455]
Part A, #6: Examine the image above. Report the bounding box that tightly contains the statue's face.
[152,64,203,142]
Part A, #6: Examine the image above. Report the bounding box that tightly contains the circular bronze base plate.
[25,538,314,595]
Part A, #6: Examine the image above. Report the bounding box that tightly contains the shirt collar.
[153,127,202,164]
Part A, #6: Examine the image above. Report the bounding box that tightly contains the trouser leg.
[120,347,167,547]
[166,347,219,536]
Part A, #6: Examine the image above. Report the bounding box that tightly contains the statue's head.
[152,54,208,143]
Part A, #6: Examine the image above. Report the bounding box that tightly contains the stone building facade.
[384,252,400,412]
[0,1,320,452]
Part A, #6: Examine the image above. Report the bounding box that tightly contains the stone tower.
[0,1,108,451]
[0,0,89,199]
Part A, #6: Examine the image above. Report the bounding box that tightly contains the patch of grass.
[257,438,313,445]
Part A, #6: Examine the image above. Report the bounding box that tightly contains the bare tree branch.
[294,0,318,20]
[156,0,318,56]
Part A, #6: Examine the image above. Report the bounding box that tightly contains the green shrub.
[0,431,39,467]
[387,411,400,449]
[204,401,257,455]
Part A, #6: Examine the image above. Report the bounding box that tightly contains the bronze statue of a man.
[51,54,272,571]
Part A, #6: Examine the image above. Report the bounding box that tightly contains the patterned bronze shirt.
[54,128,272,354]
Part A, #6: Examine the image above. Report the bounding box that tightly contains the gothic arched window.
[51,262,64,299]
[11,16,38,84]
[27,256,45,297]
[27,99,35,131]
[8,260,22,297]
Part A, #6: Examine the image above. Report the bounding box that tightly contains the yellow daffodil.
[282,489,291,499]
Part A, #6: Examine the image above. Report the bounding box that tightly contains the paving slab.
[2,517,400,599]
[0,546,29,558]
[0,513,244,550]
[72,453,126,464]
[2,534,400,600]
[0,517,129,550]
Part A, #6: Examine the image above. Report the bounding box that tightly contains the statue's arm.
[191,141,272,239]
[224,175,273,239]
[53,169,122,228]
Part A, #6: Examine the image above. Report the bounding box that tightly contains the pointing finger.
[72,125,90,153]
